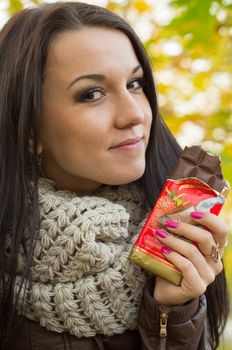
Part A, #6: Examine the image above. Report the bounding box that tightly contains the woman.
[0,2,229,349]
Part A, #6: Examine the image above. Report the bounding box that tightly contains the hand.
[153,212,229,305]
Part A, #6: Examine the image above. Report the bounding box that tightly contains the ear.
[29,138,44,155]
[36,143,43,155]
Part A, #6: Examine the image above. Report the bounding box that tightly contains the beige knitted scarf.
[15,178,149,337]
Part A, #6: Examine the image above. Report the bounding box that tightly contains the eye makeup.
[72,73,146,104]
[74,86,105,103]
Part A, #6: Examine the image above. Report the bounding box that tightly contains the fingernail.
[165,220,180,229]
[190,211,204,220]
[156,229,169,239]
[161,246,172,254]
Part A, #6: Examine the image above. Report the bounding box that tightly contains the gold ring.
[204,244,220,263]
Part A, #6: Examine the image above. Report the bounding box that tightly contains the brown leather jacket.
[7,280,210,350]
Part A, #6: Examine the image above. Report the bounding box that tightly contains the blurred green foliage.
[2,0,232,347]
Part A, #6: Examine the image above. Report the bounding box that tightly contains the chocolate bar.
[171,145,228,194]
[130,145,228,285]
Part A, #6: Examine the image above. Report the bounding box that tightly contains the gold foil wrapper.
[130,247,182,286]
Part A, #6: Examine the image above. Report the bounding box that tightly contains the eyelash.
[75,77,145,103]
[128,77,145,91]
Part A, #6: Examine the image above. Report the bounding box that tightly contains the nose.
[114,89,146,129]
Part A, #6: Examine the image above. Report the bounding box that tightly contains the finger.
[160,247,208,304]
[162,219,218,257]
[188,211,229,249]
[204,252,223,276]
[156,229,222,282]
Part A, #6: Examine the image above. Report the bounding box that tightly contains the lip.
[109,136,143,151]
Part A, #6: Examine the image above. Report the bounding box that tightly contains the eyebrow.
[67,64,142,90]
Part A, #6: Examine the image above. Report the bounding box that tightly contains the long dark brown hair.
[0,2,229,349]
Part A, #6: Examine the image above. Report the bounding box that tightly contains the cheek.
[141,95,152,122]
[71,121,108,150]
[145,104,153,134]
[40,99,102,165]
[147,110,152,127]
[44,121,107,160]
[40,122,70,152]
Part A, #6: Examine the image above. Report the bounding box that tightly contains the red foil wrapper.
[130,177,227,285]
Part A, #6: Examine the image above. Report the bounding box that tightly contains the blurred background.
[0,0,231,348]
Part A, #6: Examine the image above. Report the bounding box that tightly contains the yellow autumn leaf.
[132,0,151,13]
[8,0,23,15]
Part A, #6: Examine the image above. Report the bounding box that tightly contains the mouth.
[109,136,143,151]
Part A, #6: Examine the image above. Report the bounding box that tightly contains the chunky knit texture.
[15,178,149,337]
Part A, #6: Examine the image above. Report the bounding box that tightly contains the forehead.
[45,27,140,76]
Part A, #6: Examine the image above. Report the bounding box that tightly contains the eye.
[127,77,145,91]
[77,87,105,103]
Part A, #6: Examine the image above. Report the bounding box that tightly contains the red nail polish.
[156,229,168,239]
[165,220,180,229]
[190,211,204,219]
[161,246,172,254]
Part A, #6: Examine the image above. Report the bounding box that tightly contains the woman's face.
[39,27,152,194]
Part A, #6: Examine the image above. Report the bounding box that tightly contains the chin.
[106,164,145,186]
